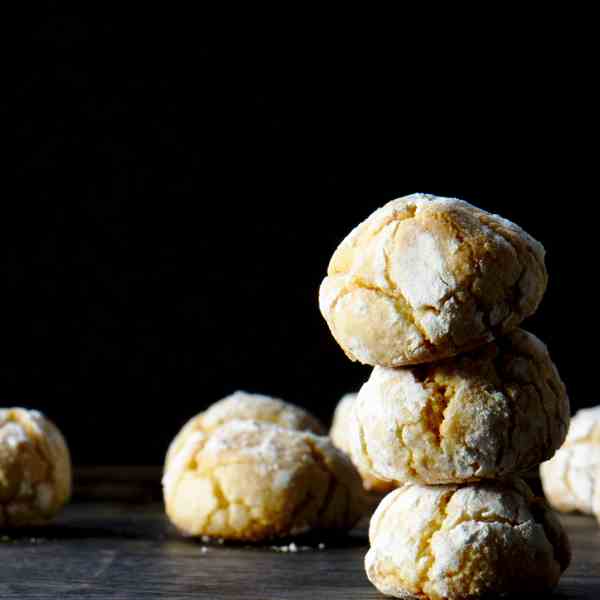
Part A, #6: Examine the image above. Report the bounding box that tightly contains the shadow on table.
[1,523,368,548]
[1,524,148,541]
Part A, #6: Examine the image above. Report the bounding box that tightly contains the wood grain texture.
[1,502,598,599]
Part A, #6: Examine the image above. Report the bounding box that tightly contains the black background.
[2,14,596,464]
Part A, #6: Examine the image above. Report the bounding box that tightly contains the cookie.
[595,481,600,525]
[0,408,71,527]
[352,329,569,484]
[165,390,325,467]
[330,393,396,493]
[319,193,547,367]
[366,478,570,600]
[541,405,600,518]
[163,420,366,541]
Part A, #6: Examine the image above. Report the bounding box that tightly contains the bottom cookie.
[366,478,570,600]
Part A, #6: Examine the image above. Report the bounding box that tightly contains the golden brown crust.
[366,478,570,600]
[330,393,397,493]
[352,329,569,485]
[163,420,367,541]
[0,408,71,527]
[319,194,547,367]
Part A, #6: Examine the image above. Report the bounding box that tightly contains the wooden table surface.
[1,501,598,599]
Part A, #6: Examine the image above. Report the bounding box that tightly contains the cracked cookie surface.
[0,407,71,527]
[351,329,569,485]
[163,420,366,541]
[330,392,397,493]
[541,405,600,524]
[319,193,547,367]
[165,391,325,468]
[366,478,570,600]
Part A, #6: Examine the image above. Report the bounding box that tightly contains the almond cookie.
[0,408,72,527]
[366,478,570,600]
[352,329,569,485]
[165,391,325,467]
[541,405,600,519]
[319,193,547,367]
[163,420,366,541]
[330,393,396,493]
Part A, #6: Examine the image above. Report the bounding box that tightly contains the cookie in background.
[163,393,367,541]
[0,408,71,527]
[541,405,600,525]
[165,390,324,468]
[330,392,397,494]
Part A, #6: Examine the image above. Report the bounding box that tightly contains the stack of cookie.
[319,194,572,599]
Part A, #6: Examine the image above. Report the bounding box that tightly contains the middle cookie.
[352,329,569,485]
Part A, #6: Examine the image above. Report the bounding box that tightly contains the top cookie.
[319,193,547,366]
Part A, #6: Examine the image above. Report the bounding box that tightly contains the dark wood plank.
[1,503,598,599]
